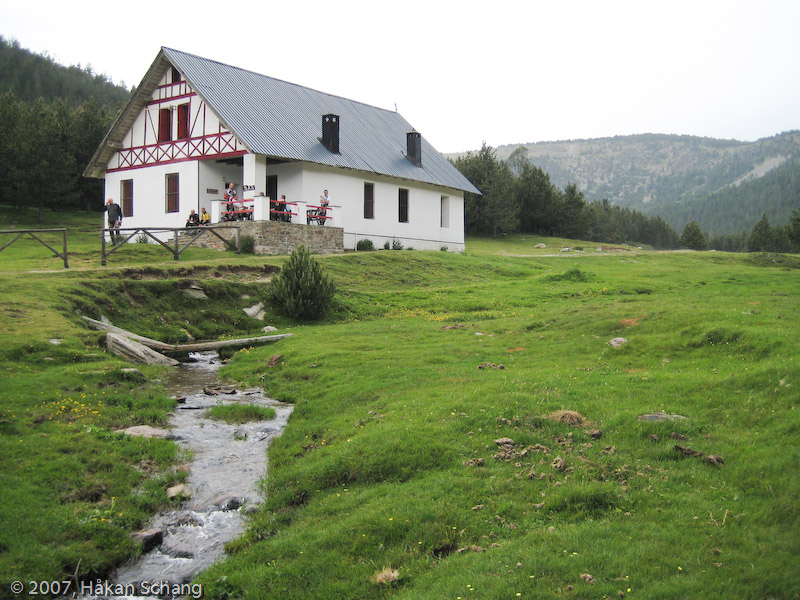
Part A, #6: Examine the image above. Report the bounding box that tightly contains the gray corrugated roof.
[86,47,480,194]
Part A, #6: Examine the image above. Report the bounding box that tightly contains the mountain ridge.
[452,131,800,235]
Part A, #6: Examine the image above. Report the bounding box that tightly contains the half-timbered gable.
[85,48,479,252]
[105,68,245,173]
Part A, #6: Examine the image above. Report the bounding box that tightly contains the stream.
[111,352,292,591]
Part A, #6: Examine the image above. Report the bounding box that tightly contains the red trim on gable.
[147,92,197,106]
[109,131,247,172]
[107,150,247,173]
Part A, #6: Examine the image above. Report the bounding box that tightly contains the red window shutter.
[177,104,189,139]
[166,174,179,213]
[158,108,172,142]
[121,180,133,217]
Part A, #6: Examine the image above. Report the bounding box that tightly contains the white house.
[85,47,480,252]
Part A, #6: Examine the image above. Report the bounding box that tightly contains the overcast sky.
[2,0,798,153]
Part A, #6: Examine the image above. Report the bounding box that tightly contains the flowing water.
[111,352,292,590]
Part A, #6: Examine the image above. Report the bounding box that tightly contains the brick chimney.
[321,114,340,154]
[406,130,422,167]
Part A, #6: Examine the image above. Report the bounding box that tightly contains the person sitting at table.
[277,195,292,222]
[186,209,200,228]
[199,207,211,225]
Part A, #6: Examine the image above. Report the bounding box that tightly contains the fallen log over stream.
[83,316,292,364]
[106,332,180,366]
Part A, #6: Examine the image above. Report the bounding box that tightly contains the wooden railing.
[101,225,240,265]
[0,228,69,268]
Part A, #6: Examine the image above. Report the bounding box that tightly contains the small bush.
[239,235,255,254]
[383,240,390,250]
[267,245,335,319]
[391,238,404,250]
[356,239,375,251]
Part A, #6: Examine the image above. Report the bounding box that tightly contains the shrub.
[391,238,404,250]
[267,245,335,319]
[239,235,255,254]
[356,239,375,251]
[383,240,390,250]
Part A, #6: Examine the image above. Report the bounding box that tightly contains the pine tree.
[788,208,800,252]
[453,144,518,237]
[680,221,707,250]
[747,213,773,252]
[267,245,335,319]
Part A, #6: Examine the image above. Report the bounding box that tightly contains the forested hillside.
[452,145,680,249]
[0,36,131,106]
[483,132,800,236]
[657,159,800,236]
[0,37,131,219]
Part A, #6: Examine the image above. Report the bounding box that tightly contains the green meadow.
[1,206,798,599]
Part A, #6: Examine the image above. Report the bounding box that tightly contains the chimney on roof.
[406,130,422,167]
[321,114,340,154]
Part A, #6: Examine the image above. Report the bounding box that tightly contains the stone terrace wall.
[193,221,343,255]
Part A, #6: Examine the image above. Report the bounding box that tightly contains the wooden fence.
[0,228,69,268]
[101,225,240,266]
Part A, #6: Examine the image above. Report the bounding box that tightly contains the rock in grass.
[244,302,266,320]
[183,287,208,300]
[638,412,687,422]
[609,337,628,348]
[167,484,190,499]
[116,425,172,438]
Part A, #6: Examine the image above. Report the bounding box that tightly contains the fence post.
[173,229,180,260]
[101,229,107,266]
[62,229,69,268]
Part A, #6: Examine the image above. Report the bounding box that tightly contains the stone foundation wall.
[192,221,343,255]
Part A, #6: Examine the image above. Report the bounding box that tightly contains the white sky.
[2,0,799,153]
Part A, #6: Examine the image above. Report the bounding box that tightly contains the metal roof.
[87,47,480,195]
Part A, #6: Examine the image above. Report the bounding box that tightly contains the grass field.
[1,206,798,599]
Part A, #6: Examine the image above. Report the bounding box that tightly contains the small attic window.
[170,66,182,84]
